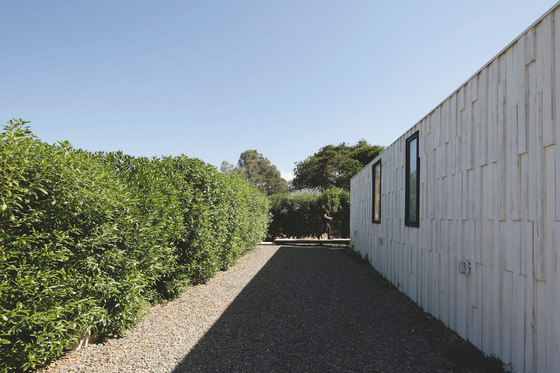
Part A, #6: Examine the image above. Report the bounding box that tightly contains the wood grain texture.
[350,5,560,372]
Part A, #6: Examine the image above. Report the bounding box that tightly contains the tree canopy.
[221,149,288,196]
[291,140,384,192]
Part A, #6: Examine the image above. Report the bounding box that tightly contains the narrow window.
[372,160,381,223]
[405,132,420,227]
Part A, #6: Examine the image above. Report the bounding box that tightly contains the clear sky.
[2,1,558,180]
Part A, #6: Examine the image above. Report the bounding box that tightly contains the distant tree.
[222,150,288,196]
[292,140,384,191]
[220,161,235,174]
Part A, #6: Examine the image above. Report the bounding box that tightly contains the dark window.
[405,132,420,227]
[372,160,381,223]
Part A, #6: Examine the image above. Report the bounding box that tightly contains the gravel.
[38,244,504,373]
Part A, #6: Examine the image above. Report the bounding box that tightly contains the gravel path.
[39,245,503,373]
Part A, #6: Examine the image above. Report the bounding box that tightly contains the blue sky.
[2,1,558,180]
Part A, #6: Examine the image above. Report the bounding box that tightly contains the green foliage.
[222,149,288,196]
[268,188,349,239]
[0,119,269,372]
[292,140,384,192]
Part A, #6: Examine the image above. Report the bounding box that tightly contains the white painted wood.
[488,59,499,164]
[349,5,560,372]
[478,69,489,167]
[555,12,560,221]
[535,280,547,372]
[481,219,493,354]
[471,262,483,348]
[513,274,527,372]
[538,15,555,148]
[553,221,560,372]
[491,219,501,357]
[502,270,513,365]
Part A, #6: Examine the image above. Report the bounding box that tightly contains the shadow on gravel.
[173,246,504,373]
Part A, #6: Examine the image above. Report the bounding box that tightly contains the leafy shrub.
[268,188,349,239]
[0,120,269,372]
[98,153,187,301]
[152,156,269,286]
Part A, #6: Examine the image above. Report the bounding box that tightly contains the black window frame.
[405,131,420,227]
[372,159,381,224]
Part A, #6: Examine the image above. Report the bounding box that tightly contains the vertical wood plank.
[429,150,437,220]
[468,170,475,220]
[464,220,475,261]
[497,58,507,165]
[520,221,533,276]
[481,219,494,355]
[434,107,442,149]
[482,164,492,222]
[457,86,466,112]
[456,222,468,340]
[448,220,458,331]
[520,153,530,221]
[525,28,536,65]
[440,252,450,326]
[535,280,547,373]
[491,218,501,356]
[524,226,535,372]
[493,163,505,221]
[503,222,514,272]
[473,100,483,169]
[537,14,555,147]
[544,143,558,371]
[531,91,546,281]
[488,60,499,163]
[512,274,527,371]
[479,68,489,166]
[551,221,560,372]
[555,11,560,220]
[509,105,521,220]
[473,168,483,265]
[502,270,513,365]
[458,109,465,173]
[471,263,483,349]
[450,94,458,145]
[443,175,451,219]
[442,99,450,144]
[470,74,480,103]
[417,247,425,309]
[447,173,463,219]
[466,100,474,171]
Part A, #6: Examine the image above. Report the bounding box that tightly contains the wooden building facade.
[350,4,560,372]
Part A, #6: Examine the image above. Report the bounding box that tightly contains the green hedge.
[0,120,269,372]
[268,188,349,239]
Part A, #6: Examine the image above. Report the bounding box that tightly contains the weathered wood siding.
[350,5,560,372]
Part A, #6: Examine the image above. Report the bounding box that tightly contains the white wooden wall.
[350,4,560,372]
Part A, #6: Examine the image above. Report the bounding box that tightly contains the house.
[350,3,560,372]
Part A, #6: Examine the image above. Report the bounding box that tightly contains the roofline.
[392,1,560,146]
